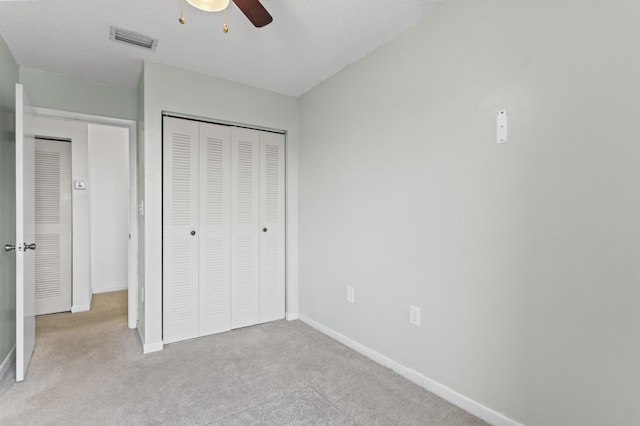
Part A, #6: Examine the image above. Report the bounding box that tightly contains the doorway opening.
[31,109,138,329]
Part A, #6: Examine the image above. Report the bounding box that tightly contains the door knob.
[24,243,36,251]
[191,231,196,236]
[4,244,15,252]
[262,228,267,232]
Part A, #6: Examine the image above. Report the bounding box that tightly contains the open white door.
[15,84,36,382]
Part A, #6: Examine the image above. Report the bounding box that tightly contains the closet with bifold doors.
[162,116,285,344]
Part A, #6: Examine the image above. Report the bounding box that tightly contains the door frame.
[32,107,138,329]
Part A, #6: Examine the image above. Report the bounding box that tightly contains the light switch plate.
[409,305,421,326]
[347,286,355,304]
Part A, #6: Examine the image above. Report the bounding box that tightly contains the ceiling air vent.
[110,26,158,52]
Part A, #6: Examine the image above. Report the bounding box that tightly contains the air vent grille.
[110,26,158,51]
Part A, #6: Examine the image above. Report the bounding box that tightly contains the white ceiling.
[0,0,445,97]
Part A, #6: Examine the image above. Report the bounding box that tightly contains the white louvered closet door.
[198,122,231,336]
[163,117,200,344]
[230,127,260,329]
[34,139,72,315]
[259,132,285,323]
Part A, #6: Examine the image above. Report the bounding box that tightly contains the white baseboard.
[0,346,16,379]
[143,341,163,354]
[72,291,93,313]
[286,312,299,321]
[137,326,163,354]
[92,285,128,294]
[136,326,144,351]
[71,304,91,313]
[298,315,524,426]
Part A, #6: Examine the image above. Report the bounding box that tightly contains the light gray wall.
[298,0,640,425]
[0,35,19,371]
[139,61,299,348]
[88,124,129,294]
[19,68,137,121]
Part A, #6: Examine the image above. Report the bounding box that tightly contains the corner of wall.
[136,324,162,354]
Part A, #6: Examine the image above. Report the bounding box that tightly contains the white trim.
[162,111,286,135]
[71,304,91,313]
[127,120,138,330]
[0,346,16,379]
[137,326,163,354]
[71,291,93,313]
[31,107,138,331]
[143,341,164,353]
[137,326,144,350]
[33,107,135,128]
[298,315,524,426]
[92,285,128,294]
[286,312,299,321]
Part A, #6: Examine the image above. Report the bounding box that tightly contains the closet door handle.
[4,244,15,252]
[262,228,267,233]
[191,231,196,236]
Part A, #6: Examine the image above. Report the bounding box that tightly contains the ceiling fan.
[179,0,272,32]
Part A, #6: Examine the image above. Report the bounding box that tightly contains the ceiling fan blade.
[232,0,273,28]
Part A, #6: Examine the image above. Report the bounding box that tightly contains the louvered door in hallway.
[34,138,72,315]
[162,116,285,344]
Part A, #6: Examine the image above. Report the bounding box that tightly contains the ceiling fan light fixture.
[186,0,230,12]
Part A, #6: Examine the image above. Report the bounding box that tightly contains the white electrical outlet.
[409,305,421,326]
[347,286,355,304]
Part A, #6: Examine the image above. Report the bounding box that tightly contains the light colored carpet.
[0,291,487,425]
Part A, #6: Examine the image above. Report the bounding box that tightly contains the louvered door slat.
[198,122,231,336]
[259,132,285,323]
[230,127,260,329]
[163,117,199,344]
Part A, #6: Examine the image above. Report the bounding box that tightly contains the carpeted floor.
[0,291,487,425]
